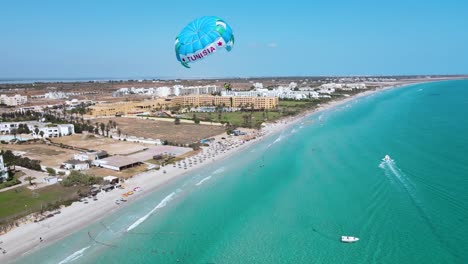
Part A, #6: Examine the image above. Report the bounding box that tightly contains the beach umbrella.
[175,16,235,68]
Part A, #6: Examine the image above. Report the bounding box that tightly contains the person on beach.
[39,237,43,242]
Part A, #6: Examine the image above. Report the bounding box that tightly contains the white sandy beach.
[0,83,417,263]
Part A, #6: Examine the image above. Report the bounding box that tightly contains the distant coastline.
[1,75,467,84]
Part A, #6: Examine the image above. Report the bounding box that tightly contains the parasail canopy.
[175,16,234,68]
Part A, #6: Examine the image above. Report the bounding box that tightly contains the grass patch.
[0,185,83,225]
[190,111,282,128]
[0,171,25,190]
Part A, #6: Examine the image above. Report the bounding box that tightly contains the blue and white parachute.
[175,16,234,68]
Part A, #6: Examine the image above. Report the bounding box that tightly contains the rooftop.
[97,155,141,168]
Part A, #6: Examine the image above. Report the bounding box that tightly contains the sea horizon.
[1,75,467,85]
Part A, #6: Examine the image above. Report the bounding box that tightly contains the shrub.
[46,167,56,176]
[61,170,103,187]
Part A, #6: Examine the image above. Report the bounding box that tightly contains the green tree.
[105,125,110,137]
[174,117,181,125]
[46,167,56,176]
[11,128,17,139]
[193,114,200,124]
[99,123,105,135]
[25,176,36,185]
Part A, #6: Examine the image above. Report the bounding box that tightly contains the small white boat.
[383,155,391,162]
[341,236,359,243]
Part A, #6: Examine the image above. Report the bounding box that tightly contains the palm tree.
[34,127,39,137]
[242,115,249,126]
[100,123,105,135]
[25,176,36,185]
[78,107,86,121]
[117,128,122,138]
[11,128,17,139]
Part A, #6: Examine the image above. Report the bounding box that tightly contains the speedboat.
[383,155,391,162]
[341,236,359,243]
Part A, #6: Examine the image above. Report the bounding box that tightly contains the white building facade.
[0,121,74,137]
[0,94,28,106]
[0,155,8,180]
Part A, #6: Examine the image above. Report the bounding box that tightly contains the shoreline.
[0,81,424,263]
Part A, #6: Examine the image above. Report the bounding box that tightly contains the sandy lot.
[0,143,77,167]
[51,134,148,155]
[95,117,226,144]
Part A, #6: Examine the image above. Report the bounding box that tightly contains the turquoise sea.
[16,80,468,263]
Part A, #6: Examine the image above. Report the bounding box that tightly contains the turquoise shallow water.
[16,80,468,263]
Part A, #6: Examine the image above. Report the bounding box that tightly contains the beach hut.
[103,175,119,185]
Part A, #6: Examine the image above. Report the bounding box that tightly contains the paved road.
[0,166,49,193]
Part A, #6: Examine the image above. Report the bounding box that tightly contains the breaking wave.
[267,135,283,148]
[127,191,178,231]
[213,167,225,174]
[58,246,91,264]
[195,176,212,186]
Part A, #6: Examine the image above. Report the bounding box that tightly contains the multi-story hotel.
[0,94,28,106]
[171,95,278,110]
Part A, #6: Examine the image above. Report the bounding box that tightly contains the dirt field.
[51,134,148,155]
[0,143,77,167]
[95,117,226,144]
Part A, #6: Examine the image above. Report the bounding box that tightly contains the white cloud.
[267,42,278,48]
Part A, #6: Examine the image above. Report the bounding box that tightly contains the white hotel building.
[0,121,74,138]
[114,85,221,97]
[0,94,28,106]
[222,86,320,100]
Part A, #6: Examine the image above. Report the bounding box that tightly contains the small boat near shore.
[341,236,359,243]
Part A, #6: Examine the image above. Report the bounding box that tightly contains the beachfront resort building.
[220,82,334,100]
[113,85,221,97]
[0,94,28,106]
[171,95,279,110]
[222,88,320,100]
[0,121,74,137]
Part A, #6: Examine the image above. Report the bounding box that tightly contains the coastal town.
[0,75,464,261]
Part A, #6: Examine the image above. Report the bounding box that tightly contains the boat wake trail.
[127,191,178,231]
[195,176,212,186]
[58,246,91,264]
[379,157,455,256]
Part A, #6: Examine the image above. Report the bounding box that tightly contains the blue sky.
[1,0,467,79]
